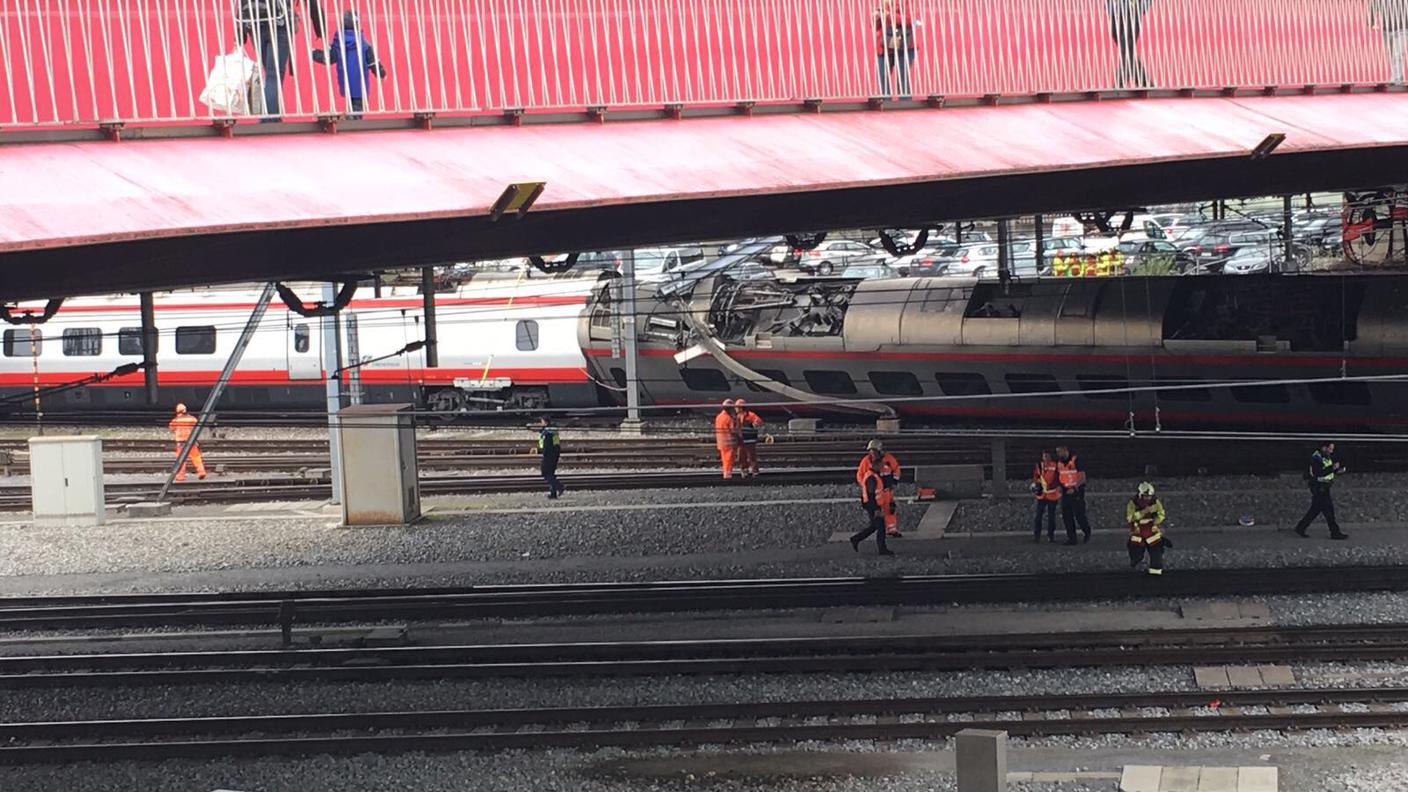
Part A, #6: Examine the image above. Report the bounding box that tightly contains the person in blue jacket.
[312,11,386,119]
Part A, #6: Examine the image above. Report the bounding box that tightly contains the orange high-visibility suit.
[168,405,207,481]
[856,451,902,536]
[714,402,740,479]
[735,406,764,476]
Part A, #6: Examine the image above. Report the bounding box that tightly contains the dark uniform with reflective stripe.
[1294,448,1346,539]
[538,424,563,498]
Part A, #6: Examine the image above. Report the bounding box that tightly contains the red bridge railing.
[0,0,1400,130]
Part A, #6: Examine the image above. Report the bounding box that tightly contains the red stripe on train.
[0,367,590,387]
[41,296,588,314]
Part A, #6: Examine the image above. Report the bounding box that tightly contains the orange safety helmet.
[174,403,188,415]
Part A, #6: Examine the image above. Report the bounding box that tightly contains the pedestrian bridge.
[3,0,1408,299]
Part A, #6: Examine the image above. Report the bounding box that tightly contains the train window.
[175,325,217,355]
[1077,375,1129,400]
[680,367,730,392]
[2,329,42,357]
[61,328,103,356]
[1308,381,1372,406]
[935,372,991,396]
[293,324,310,353]
[804,370,857,395]
[118,327,151,356]
[1005,374,1059,395]
[869,371,923,396]
[1230,383,1291,404]
[515,320,540,351]
[744,369,791,392]
[1154,378,1212,402]
[608,367,627,389]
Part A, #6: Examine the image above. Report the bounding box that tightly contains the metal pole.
[323,282,345,505]
[157,283,276,501]
[1283,195,1294,274]
[421,267,439,368]
[345,313,364,406]
[139,292,159,405]
[1033,214,1045,277]
[996,217,1012,287]
[620,249,642,430]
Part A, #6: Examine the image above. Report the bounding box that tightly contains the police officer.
[1056,445,1092,544]
[1127,481,1167,575]
[536,416,564,499]
[1294,441,1348,540]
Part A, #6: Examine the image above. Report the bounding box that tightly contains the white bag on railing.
[199,50,262,115]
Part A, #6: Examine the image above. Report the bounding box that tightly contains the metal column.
[996,218,1012,286]
[158,283,276,501]
[1282,195,1295,274]
[1032,214,1045,277]
[139,292,159,405]
[421,267,439,368]
[345,313,364,406]
[620,249,642,431]
[323,282,345,505]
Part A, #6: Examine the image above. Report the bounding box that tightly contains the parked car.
[1294,216,1340,251]
[1116,239,1195,274]
[892,241,966,276]
[840,262,903,280]
[794,239,886,275]
[1181,227,1279,273]
[944,241,1039,279]
[728,261,777,281]
[633,246,706,282]
[1222,243,1315,275]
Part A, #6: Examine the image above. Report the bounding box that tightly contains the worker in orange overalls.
[1031,450,1061,543]
[849,462,894,556]
[168,403,207,481]
[856,439,902,537]
[714,398,740,479]
[733,399,765,478]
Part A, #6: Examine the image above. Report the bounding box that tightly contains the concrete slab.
[1194,667,1232,690]
[124,501,171,518]
[1197,767,1240,792]
[819,607,896,624]
[1238,602,1271,619]
[1209,602,1241,620]
[1237,767,1278,792]
[1120,765,1163,792]
[1159,766,1201,792]
[914,502,956,540]
[1226,666,1264,689]
[1257,665,1296,687]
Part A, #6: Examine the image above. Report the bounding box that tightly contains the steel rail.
[0,687,1405,763]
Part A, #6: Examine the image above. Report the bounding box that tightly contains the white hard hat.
[867,439,883,452]
[1137,481,1155,497]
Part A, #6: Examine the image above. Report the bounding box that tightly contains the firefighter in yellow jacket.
[1126,481,1167,575]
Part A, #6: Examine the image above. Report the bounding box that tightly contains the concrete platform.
[1120,765,1277,792]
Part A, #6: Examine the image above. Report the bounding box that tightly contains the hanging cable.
[276,282,358,317]
[873,228,930,257]
[0,299,64,325]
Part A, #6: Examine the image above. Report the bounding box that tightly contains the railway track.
[5,624,1408,688]
[4,566,1408,630]
[0,686,1402,763]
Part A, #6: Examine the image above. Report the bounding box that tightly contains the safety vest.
[1057,456,1081,489]
[1084,255,1098,277]
[857,452,901,489]
[537,426,560,453]
[1310,451,1336,483]
[1052,254,1067,277]
[1097,253,1113,277]
[859,469,883,504]
[1033,461,1060,501]
[1112,251,1125,274]
[738,410,763,445]
[169,414,197,442]
[714,410,739,449]
[1127,497,1165,544]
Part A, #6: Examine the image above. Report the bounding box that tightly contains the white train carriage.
[0,277,597,414]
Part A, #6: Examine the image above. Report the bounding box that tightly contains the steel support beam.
[996,218,1012,286]
[323,282,345,505]
[139,292,158,406]
[157,283,275,501]
[620,249,642,431]
[1032,214,1045,276]
[1283,195,1294,273]
[421,267,439,368]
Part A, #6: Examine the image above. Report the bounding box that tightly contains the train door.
[286,318,320,380]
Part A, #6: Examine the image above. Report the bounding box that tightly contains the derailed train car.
[580,270,1408,430]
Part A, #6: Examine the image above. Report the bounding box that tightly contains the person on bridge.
[1031,450,1061,542]
[168,404,207,482]
[714,399,740,479]
[857,440,902,537]
[1107,0,1153,89]
[875,1,917,99]
[1371,0,1408,85]
[851,450,895,556]
[734,399,765,478]
[1056,445,1092,544]
[536,416,564,499]
[312,11,387,119]
[1294,441,1349,540]
[1127,481,1167,575]
[238,0,324,122]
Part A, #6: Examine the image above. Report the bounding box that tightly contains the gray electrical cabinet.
[336,404,420,526]
[28,436,105,527]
